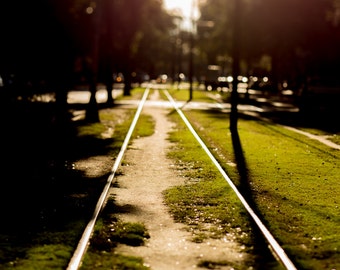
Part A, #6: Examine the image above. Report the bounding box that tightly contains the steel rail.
[67,88,150,270]
[163,89,297,270]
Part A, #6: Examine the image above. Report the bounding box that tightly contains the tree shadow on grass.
[167,104,285,269]
[230,125,286,269]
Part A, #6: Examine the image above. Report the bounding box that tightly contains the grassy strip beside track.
[164,87,340,269]
[80,92,155,270]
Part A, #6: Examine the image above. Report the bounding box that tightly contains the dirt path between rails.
[110,91,247,269]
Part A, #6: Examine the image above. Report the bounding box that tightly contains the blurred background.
[0,0,339,114]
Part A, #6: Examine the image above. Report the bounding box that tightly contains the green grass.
[157,86,339,269]
[298,127,340,145]
[81,253,148,270]
[163,97,339,270]
[4,245,73,270]
[164,111,281,269]
[163,86,224,103]
[234,119,339,270]
[117,87,147,101]
[2,87,338,269]
[85,87,339,269]
[132,113,155,138]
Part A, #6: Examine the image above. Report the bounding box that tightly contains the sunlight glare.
[163,0,193,18]
[163,0,200,30]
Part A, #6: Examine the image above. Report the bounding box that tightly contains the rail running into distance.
[67,86,297,270]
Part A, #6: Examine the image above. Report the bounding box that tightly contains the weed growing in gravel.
[81,197,151,269]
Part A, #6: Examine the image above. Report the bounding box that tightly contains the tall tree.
[196,0,233,70]
[196,0,339,89]
[101,0,174,96]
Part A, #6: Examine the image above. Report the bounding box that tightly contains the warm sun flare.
[163,0,200,29]
[163,0,194,18]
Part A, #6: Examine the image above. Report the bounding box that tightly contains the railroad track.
[67,86,297,270]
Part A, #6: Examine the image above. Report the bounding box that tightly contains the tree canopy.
[0,0,175,95]
[1,0,339,97]
[196,0,340,86]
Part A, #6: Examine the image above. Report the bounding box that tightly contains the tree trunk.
[123,71,132,96]
[230,0,241,132]
[86,77,99,122]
